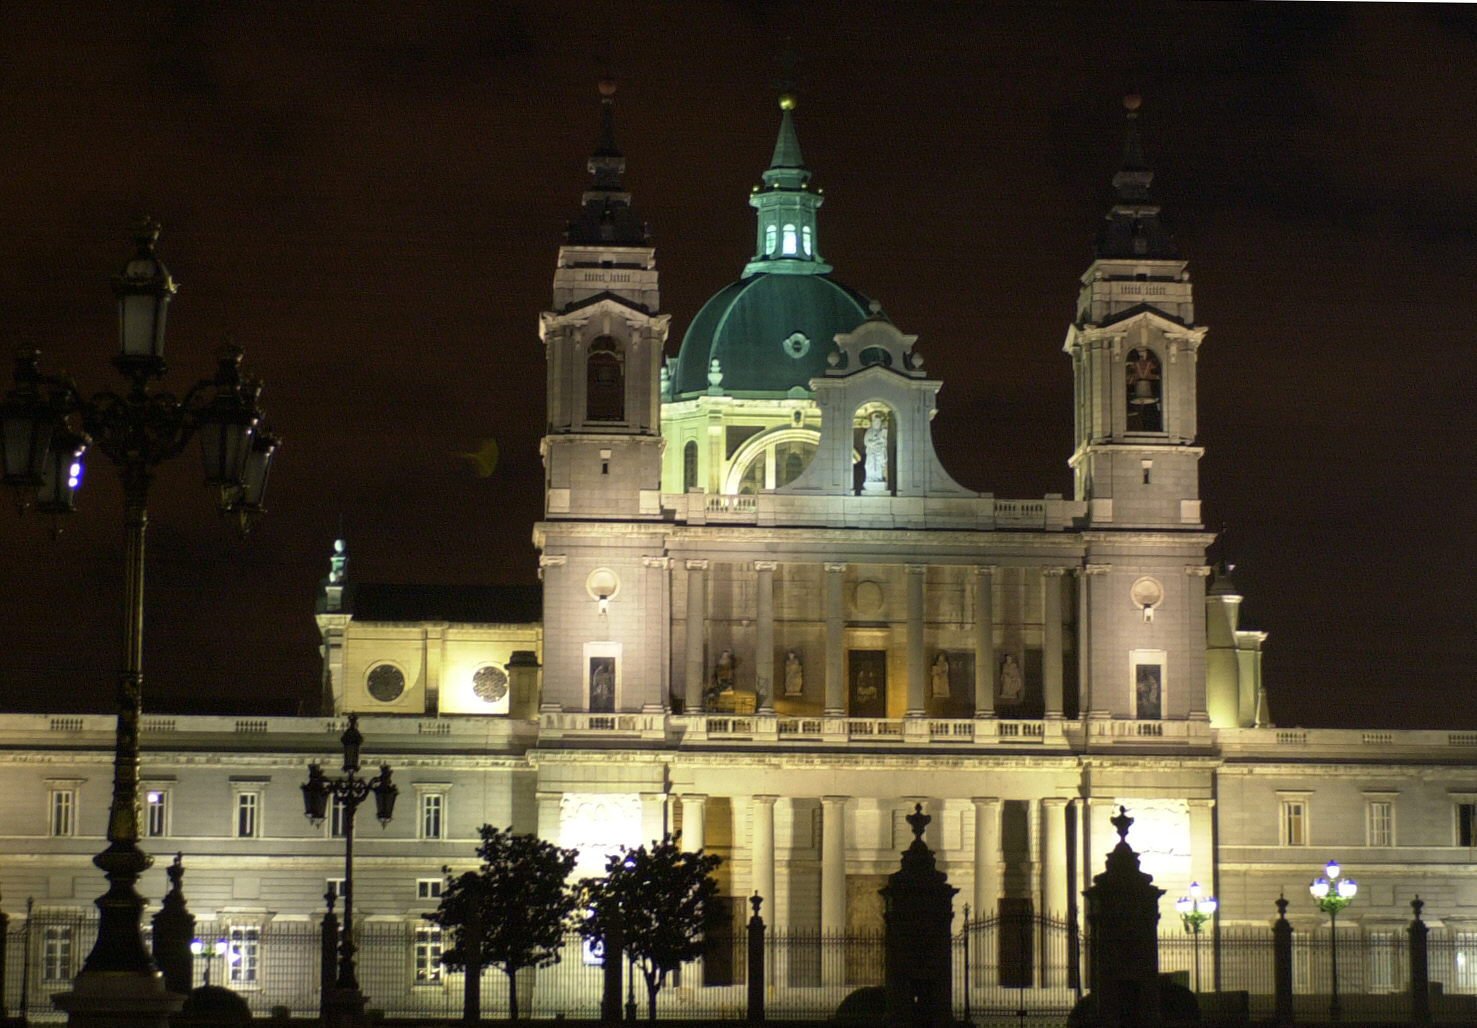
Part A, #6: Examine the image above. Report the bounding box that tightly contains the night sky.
[1,3,1472,728]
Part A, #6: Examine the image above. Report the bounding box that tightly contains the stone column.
[1081,564,1111,715]
[684,559,709,712]
[537,555,566,710]
[751,796,777,918]
[973,566,996,718]
[824,564,847,716]
[1041,798,1069,919]
[680,794,707,852]
[643,556,671,712]
[640,791,668,844]
[907,564,927,717]
[971,797,1001,920]
[1043,568,1065,717]
[821,796,849,934]
[536,791,563,845]
[754,561,777,713]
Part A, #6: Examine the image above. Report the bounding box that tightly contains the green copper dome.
[670,91,869,398]
[671,273,869,396]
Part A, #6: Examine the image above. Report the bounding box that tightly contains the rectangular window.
[1458,803,1477,847]
[329,794,348,839]
[1367,801,1394,847]
[326,878,346,901]
[420,793,444,841]
[415,925,444,983]
[42,925,73,981]
[228,926,260,986]
[49,789,76,837]
[417,878,443,900]
[145,790,168,838]
[236,791,260,839]
[1281,799,1308,846]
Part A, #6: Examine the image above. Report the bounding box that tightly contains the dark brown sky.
[1,3,1472,727]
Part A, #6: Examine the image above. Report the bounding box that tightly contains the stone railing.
[1218,726,1477,758]
[537,711,668,741]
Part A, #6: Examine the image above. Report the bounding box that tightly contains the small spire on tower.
[1096,94,1178,260]
[565,76,648,248]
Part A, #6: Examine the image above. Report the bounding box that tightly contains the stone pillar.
[1410,897,1431,1026]
[1272,895,1293,1028]
[643,555,671,712]
[751,796,777,918]
[881,804,958,1028]
[641,791,669,844]
[1079,564,1109,715]
[149,854,193,998]
[973,566,996,718]
[754,561,777,713]
[1042,799,1069,920]
[680,795,707,852]
[906,565,927,717]
[1083,807,1166,1028]
[747,894,767,1024]
[971,797,1001,921]
[1043,568,1065,717]
[684,560,709,712]
[824,564,847,716]
[536,791,563,844]
[821,796,849,936]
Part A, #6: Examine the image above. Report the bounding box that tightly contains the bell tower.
[536,81,671,715]
[540,79,668,521]
[1066,98,1213,723]
[1063,95,1206,531]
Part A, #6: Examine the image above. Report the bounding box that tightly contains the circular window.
[1130,577,1165,609]
[473,665,508,703]
[782,332,811,359]
[366,664,405,702]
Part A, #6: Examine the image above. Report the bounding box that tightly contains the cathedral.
[3,84,1475,1016]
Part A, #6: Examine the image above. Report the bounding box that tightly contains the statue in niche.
[930,652,952,699]
[855,667,879,704]
[709,649,736,697]
[998,653,1024,703]
[863,412,888,487]
[784,650,805,696]
[590,657,615,713]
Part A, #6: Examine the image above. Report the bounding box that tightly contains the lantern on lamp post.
[1175,881,1217,993]
[1309,859,1358,1022]
[301,715,398,1025]
[6,223,280,1028]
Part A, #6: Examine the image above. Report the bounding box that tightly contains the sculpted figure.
[784,650,804,696]
[998,653,1024,702]
[712,649,736,692]
[931,652,951,699]
[863,412,888,485]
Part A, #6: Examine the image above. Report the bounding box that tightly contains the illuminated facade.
[2,87,1476,1011]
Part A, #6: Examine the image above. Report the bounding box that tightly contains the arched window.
[802,225,812,256]
[683,440,698,492]
[765,224,777,255]
[586,336,624,422]
[1125,347,1163,432]
[859,346,893,367]
[782,223,797,256]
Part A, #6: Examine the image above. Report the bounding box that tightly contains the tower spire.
[1097,94,1177,259]
[744,87,830,276]
[565,78,647,247]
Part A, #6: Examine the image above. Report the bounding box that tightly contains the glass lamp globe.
[1337,878,1358,900]
[1310,877,1330,900]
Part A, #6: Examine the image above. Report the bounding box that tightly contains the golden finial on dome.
[779,93,797,111]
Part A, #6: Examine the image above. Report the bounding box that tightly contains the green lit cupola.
[670,92,869,398]
[1096,95,1178,261]
[564,79,649,252]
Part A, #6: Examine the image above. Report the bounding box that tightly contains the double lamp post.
[0,222,277,1024]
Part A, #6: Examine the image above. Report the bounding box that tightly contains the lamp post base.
[52,969,184,1028]
[322,985,367,1028]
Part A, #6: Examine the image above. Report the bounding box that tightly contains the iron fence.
[8,909,1477,1022]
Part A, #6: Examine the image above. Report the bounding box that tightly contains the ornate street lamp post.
[2,223,277,1027]
[301,715,398,1025]
[1175,881,1217,993]
[189,937,227,987]
[1309,859,1357,1021]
